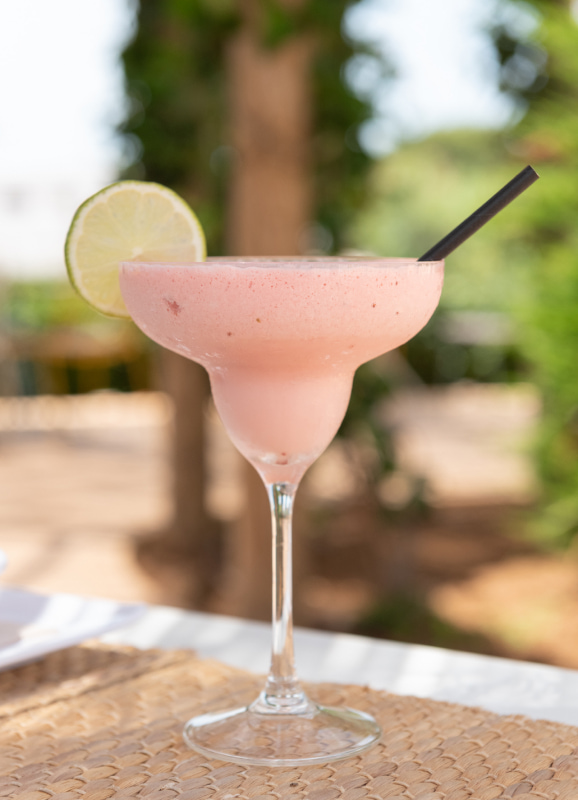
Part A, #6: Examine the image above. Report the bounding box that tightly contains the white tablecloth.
[103,604,578,727]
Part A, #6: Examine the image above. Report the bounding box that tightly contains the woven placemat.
[2,644,578,799]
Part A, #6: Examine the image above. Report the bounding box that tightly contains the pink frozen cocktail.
[119,255,444,767]
[120,257,443,484]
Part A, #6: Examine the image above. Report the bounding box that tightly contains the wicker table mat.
[2,644,578,799]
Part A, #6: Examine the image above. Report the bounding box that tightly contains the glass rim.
[120,255,444,269]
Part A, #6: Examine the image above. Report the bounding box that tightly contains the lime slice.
[65,180,206,318]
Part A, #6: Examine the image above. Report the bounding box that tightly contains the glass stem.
[253,481,313,715]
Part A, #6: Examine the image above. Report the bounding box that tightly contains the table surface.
[103,604,578,728]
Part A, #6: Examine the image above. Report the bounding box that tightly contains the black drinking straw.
[418,165,539,262]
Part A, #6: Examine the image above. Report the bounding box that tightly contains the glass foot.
[183,697,381,767]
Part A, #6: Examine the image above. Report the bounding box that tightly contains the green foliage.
[3,281,109,331]
[307,6,389,252]
[120,0,238,252]
[499,1,578,545]
[120,0,382,254]
[349,130,535,384]
[259,0,300,46]
[349,2,578,547]
[350,130,535,312]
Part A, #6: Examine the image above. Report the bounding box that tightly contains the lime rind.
[65,180,206,318]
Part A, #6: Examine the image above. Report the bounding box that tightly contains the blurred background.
[1,0,578,668]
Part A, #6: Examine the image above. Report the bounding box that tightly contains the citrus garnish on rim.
[64,180,206,318]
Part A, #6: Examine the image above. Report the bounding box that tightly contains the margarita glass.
[119,255,444,766]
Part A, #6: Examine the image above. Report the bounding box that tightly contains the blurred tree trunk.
[212,0,314,620]
[165,352,222,599]
[226,3,313,256]
[136,351,222,608]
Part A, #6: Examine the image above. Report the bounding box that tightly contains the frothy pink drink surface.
[120,257,444,483]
